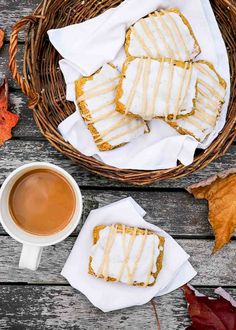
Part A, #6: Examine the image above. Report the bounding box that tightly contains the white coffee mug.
[0,162,83,271]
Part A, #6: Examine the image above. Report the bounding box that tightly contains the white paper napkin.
[48,0,230,170]
[61,197,196,312]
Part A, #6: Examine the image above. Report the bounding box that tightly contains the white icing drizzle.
[117,227,137,282]
[164,59,174,120]
[85,75,120,94]
[172,62,188,119]
[194,63,220,85]
[184,116,205,131]
[129,9,199,61]
[180,63,193,105]
[154,11,181,59]
[78,64,146,148]
[148,13,173,58]
[90,99,115,114]
[120,58,196,120]
[198,79,224,101]
[86,109,116,124]
[144,237,155,287]
[97,224,117,279]
[197,98,219,114]
[95,117,134,141]
[121,225,131,277]
[139,19,160,55]
[131,27,153,57]
[97,122,144,145]
[194,107,216,126]
[171,62,226,142]
[147,57,164,119]
[125,59,144,114]
[91,226,161,286]
[141,58,151,117]
[77,84,116,102]
[128,229,148,285]
[162,10,189,59]
[197,87,220,108]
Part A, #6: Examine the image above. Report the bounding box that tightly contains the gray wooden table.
[0,1,235,329]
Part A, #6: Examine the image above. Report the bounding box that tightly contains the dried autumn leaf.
[182,284,236,330]
[187,169,236,252]
[0,29,4,49]
[0,77,19,145]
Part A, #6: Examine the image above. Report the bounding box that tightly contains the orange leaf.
[187,169,236,252]
[0,29,4,49]
[0,77,19,145]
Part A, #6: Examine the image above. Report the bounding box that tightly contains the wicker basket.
[9,0,236,185]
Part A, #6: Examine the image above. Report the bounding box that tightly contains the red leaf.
[0,77,19,145]
[182,284,236,330]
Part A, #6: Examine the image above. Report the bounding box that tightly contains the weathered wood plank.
[1,285,235,330]
[0,140,235,189]
[0,285,181,330]
[0,0,40,42]
[0,44,24,90]
[0,236,235,285]
[0,285,158,330]
[0,189,212,236]
[10,92,40,137]
[0,0,100,43]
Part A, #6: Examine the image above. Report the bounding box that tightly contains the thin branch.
[151,298,161,330]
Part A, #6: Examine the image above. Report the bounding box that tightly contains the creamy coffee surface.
[9,169,76,235]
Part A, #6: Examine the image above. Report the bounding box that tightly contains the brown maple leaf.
[0,29,4,49]
[187,169,236,252]
[0,77,19,145]
[182,284,236,330]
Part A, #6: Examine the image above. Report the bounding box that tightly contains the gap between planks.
[0,285,235,330]
[0,282,235,289]
[0,236,235,286]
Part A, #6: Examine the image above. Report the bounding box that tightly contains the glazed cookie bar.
[89,224,165,287]
[116,57,197,121]
[169,61,227,142]
[125,8,201,61]
[75,64,148,151]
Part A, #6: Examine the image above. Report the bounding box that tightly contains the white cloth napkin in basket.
[61,197,197,312]
[48,0,230,170]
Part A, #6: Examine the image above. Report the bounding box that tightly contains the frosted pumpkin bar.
[115,57,197,121]
[125,8,201,61]
[89,224,165,287]
[75,64,148,151]
[169,61,227,142]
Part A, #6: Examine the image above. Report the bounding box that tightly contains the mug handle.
[19,244,43,271]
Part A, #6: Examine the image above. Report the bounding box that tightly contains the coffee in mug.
[9,169,76,236]
[0,162,83,271]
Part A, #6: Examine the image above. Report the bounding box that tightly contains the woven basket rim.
[9,0,236,185]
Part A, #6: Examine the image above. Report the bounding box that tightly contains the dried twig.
[151,298,161,330]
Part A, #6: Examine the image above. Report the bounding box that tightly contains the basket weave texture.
[9,0,236,185]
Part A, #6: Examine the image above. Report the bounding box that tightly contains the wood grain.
[1,185,235,237]
[0,236,235,285]
[1,285,235,330]
[0,139,235,189]
[0,189,210,238]
[10,92,40,137]
[0,0,40,42]
[0,285,184,330]
[0,44,24,90]
[0,188,212,236]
